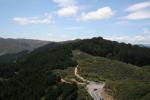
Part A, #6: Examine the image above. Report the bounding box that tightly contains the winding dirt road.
[75,65,105,100]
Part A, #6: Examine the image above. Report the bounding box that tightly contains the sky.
[0,0,150,44]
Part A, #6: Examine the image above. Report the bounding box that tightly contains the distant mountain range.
[0,37,49,55]
[0,36,150,56]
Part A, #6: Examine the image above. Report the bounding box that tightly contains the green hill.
[0,44,77,100]
[73,50,150,100]
[0,37,150,100]
[70,37,150,66]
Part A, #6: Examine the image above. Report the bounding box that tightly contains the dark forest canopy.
[0,44,77,100]
[69,37,150,66]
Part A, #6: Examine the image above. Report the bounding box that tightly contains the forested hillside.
[70,37,150,66]
[0,37,150,100]
[0,50,29,63]
[0,44,77,100]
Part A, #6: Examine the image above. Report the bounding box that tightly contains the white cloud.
[13,14,52,25]
[124,1,150,20]
[106,35,150,44]
[106,28,150,44]
[53,0,76,7]
[53,0,79,17]
[124,10,150,20]
[78,7,114,21]
[45,33,95,42]
[46,33,75,41]
[57,6,79,17]
[144,28,150,34]
[126,1,150,12]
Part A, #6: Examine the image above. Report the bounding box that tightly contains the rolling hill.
[73,50,150,100]
[0,37,150,100]
[0,37,49,55]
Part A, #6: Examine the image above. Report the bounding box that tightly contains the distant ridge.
[0,37,50,55]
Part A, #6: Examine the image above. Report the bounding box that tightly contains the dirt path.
[61,78,71,84]
[74,65,90,83]
[61,65,111,100]
[75,65,105,100]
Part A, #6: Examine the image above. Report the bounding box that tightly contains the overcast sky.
[0,0,150,44]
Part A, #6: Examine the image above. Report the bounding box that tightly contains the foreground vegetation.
[73,50,150,100]
[105,80,150,100]
[0,44,77,100]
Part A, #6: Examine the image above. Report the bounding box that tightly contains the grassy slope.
[52,67,93,100]
[73,50,150,100]
[143,65,150,72]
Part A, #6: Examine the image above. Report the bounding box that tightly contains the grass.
[73,50,150,81]
[105,80,150,100]
[73,50,150,100]
[52,67,93,100]
[143,65,150,72]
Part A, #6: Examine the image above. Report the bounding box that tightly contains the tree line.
[70,37,150,66]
